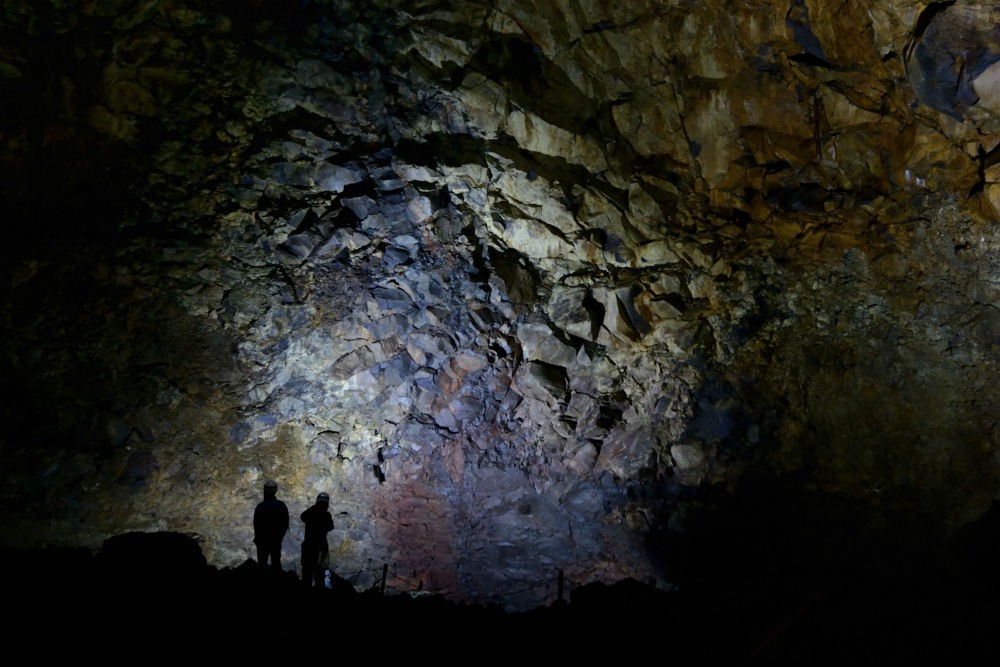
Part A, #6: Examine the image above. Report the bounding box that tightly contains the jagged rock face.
[2,0,1000,610]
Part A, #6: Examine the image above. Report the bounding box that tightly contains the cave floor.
[3,543,998,663]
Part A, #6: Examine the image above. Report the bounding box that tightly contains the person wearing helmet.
[300,492,334,589]
[253,479,289,572]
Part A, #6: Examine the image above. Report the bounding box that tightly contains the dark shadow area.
[3,514,999,661]
[648,476,1000,662]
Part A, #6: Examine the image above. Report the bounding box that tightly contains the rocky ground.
[5,503,1000,662]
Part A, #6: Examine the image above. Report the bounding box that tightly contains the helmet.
[264,480,278,491]
[317,492,330,503]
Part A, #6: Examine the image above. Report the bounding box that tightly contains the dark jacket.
[300,503,334,548]
[253,495,289,545]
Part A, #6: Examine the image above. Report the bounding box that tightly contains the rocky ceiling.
[2,0,1000,612]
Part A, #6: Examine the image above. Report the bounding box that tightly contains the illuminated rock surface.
[2,0,1000,635]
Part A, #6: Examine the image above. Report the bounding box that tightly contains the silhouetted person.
[253,480,289,572]
[300,492,334,588]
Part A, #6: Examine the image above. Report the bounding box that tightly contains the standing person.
[253,480,289,572]
[300,492,334,588]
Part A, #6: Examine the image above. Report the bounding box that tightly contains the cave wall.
[2,0,1000,610]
